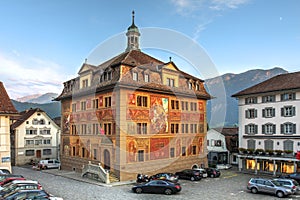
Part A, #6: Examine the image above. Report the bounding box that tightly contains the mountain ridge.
[11,67,290,125]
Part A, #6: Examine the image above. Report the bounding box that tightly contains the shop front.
[239,155,300,176]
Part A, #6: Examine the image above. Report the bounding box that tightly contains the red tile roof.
[0,82,18,115]
[232,71,300,97]
[11,108,44,129]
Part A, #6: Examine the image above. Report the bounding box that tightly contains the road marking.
[223,174,238,179]
[230,191,244,196]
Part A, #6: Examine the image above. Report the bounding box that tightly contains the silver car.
[192,168,208,178]
[274,178,300,194]
[247,178,294,198]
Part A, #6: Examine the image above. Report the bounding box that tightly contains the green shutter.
[293,107,296,116]
[262,125,265,134]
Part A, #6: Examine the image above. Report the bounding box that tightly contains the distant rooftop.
[232,71,300,97]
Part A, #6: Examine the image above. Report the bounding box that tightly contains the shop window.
[43,149,51,155]
[25,150,34,156]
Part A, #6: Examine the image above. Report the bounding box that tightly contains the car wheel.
[135,188,142,194]
[276,191,284,198]
[251,187,258,194]
[210,174,214,178]
[164,188,172,195]
[191,177,195,181]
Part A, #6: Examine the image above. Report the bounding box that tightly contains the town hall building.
[55,12,211,181]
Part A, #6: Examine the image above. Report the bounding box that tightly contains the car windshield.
[271,180,281,186]
[2,184,16,192]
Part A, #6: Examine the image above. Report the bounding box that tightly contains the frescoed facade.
[55,12,211,181]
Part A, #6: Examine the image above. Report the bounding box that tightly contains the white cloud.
[170,0,250,13]
[210,0,250,10]
[170,0,250,43]
[0,51,73,99]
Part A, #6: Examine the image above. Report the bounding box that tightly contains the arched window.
[264,140,274,150]
[283,140,294,151]
[247,139,255,149]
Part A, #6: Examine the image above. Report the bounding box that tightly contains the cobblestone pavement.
[12,166,300,200]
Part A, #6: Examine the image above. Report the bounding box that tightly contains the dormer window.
[82,79,88,88]
[144,74,149,82]
[188,82,193,90]
[196,84,200,91]
[167,78,174,87]
[133,72,138,81]
[107,71,112,80]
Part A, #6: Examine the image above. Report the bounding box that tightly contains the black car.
[149,173,179,182]
[132,180,181,195]
[205,168,221,178]
[175,169,201,181]
[279,173,300,184]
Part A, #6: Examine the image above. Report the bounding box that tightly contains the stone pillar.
[273,160,276,177]
[255,158,258,175]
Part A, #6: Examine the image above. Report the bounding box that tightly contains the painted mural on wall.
[150,96,168,134]
[150,138,169,160]
[127,139,137,162]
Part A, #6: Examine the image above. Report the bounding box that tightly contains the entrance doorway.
[104,149,110,170]
[36,150,41,158]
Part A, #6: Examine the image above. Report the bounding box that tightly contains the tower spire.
[132,10,135,26]
[125,10,140,52]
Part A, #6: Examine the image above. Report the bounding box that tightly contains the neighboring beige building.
[0,82,19,173]
[11,108,61,165]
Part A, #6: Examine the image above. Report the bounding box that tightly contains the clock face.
[150,104,167,134]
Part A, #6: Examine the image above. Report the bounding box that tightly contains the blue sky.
[0,0,299,99]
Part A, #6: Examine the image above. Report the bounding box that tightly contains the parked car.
[216,164,232,170]
[273,178,300,193]
[0,180,43,196]
[38,159,61,169]
[0,177,26,186]
[205,168,221,178]
[192,168,208,178]
[0,189,63,200]
[0,190,63,200]
[0,169,11,175]
[132,180,181,195]
[279,173,300,184]
[0,174,23,182]
[247,178,294,198]
[175,169,201,181]
[149,173,179,182]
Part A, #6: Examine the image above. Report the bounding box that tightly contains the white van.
[38,159,60,169]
